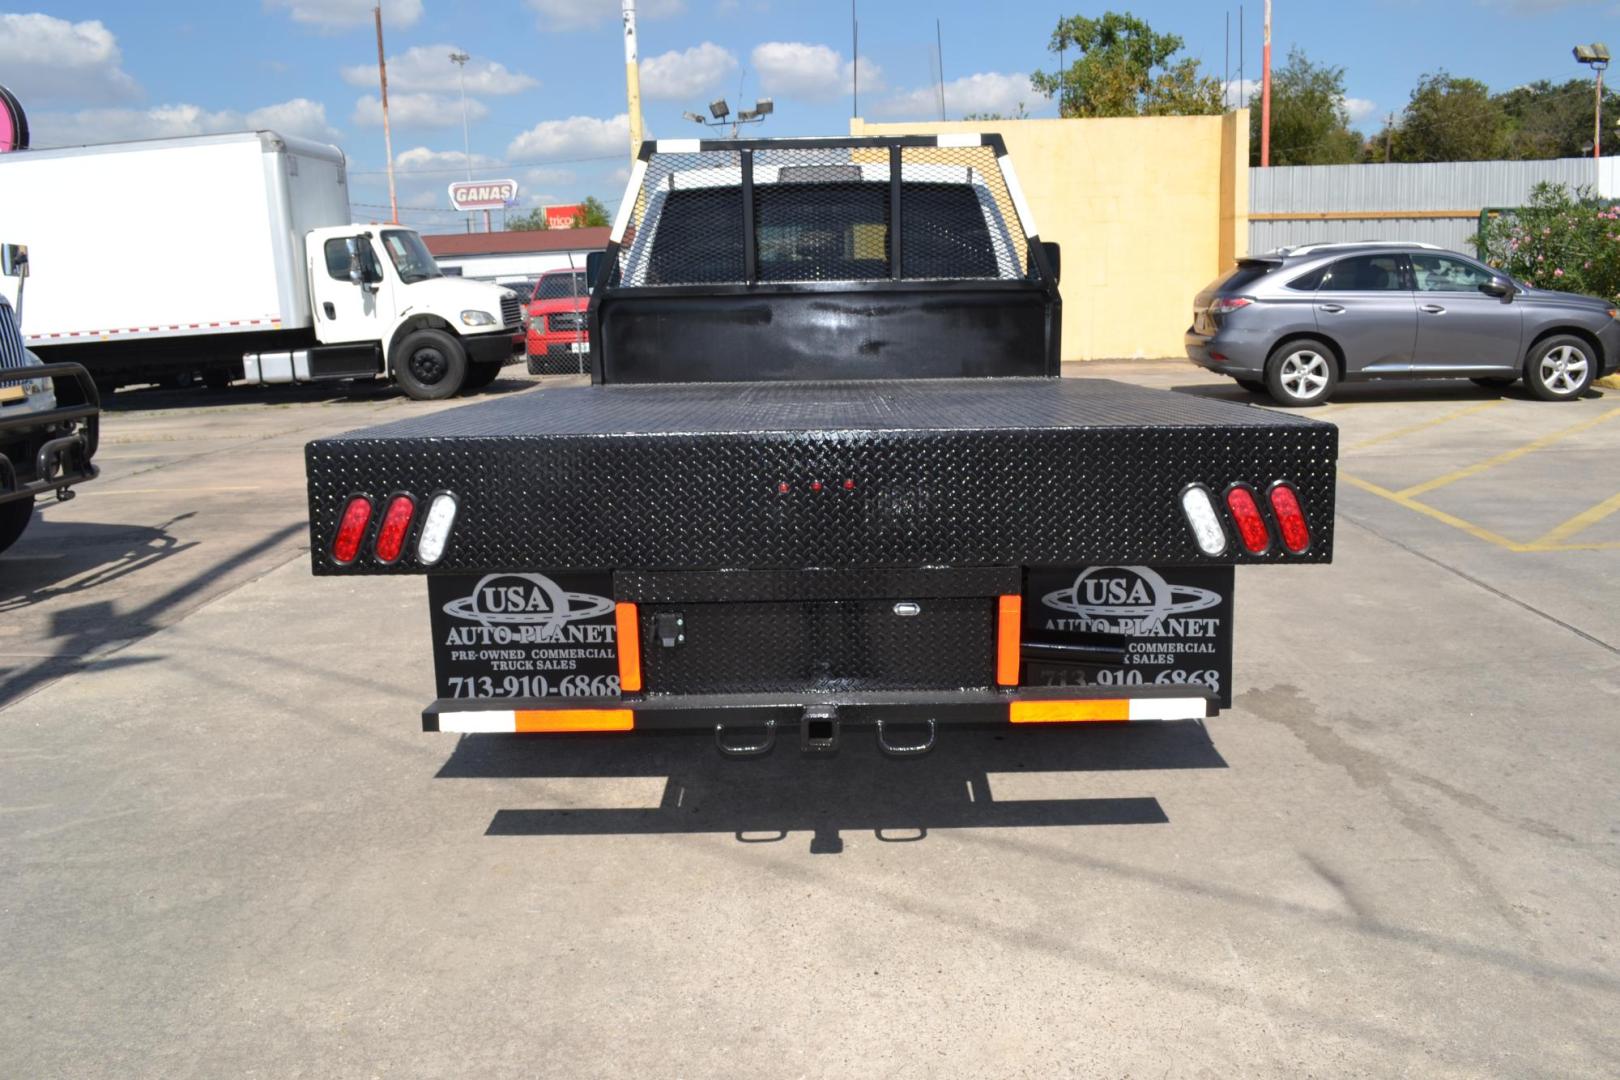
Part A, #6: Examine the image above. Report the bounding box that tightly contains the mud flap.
[1021,565,1234,708]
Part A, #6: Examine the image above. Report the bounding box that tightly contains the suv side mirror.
[1479,277,1513,299]
[1,243,28,279]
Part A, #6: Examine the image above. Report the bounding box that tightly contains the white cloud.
[751,41,878,101]
[352,92,488,128]
[640,42,738,101]
[525,0,683,30]
[1342,96,1378,125]
[0,13,140,106]
[873,72,1035,120]
[341,44,537,95]
[267,0,423,29]
[395,145,501,172]
[507,113,628,159]
[1222,78,1259,109]
[29,98,338,148]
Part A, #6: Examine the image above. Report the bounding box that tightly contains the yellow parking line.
[1528,489,1620,548]
[1341,473,1529,550]
[1346,400,1504,452]
[1397,407,1620,498]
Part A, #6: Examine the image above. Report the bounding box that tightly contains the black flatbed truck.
[304,135,1337,757]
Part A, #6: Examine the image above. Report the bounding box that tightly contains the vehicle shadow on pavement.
[98,372,538,412]
[1169,380,1606,406]
[437,722,1226,853]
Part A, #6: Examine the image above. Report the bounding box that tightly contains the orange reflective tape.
[1009,699,1129,724]
[996,594,1022,686]
[615,601,642,692]
[513,709,635,733]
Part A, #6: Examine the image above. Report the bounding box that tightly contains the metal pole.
[1260,0,1272,166]
[852,2,859,120]
[451,52,474,232]
[621,0,642,163]
[936,19,946,121]
[374,4,397,224]
[1596,66,1604,174]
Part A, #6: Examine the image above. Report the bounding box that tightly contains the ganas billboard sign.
[448,179,519,211]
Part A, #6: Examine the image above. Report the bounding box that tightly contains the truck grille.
[548,311,584,333]
[500,294,522,329]
[0,300,26,371]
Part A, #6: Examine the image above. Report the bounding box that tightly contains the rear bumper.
[1185,328,1269,376]
[425,685,1217,743]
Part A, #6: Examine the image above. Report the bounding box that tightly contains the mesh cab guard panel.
[305,378,1338,574]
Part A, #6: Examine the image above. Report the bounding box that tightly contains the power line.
[348,151,624,176]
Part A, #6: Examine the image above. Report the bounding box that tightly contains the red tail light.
[332,496,373,564]
[1224,486,1271,554]
[374,494,417,563]
[1267,483,1311,553]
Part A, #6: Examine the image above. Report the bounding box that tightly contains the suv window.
[1284,264,1327,291]
[1321,254,1406,292]
[1410,254,1494,292]
[1214,263,1274,293]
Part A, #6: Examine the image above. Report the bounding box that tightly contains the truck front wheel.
[394,328,467,400]
[0,496,35,555]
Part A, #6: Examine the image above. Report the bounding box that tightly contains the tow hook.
[801,704,839,754]
[875,718,936,757]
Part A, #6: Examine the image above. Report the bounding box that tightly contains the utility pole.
[622,0,642,164]
[1259,0,1272,166]
[1384,113,1393,163]
[852,2,859,120]
[1596,65,1605,167]
[374,3,397,224]
[935,19,946,122]
[449,51,477,232]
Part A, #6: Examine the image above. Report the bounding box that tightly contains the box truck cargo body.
[0,131,522,398]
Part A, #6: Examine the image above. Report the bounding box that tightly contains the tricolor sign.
[448,179,519,211]
[545,204,585,229]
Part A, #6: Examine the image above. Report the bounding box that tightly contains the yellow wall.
[852,113,1249,362]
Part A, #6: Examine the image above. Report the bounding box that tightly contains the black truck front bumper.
[0,362,100,506]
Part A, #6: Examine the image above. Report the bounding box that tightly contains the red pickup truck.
[525,268,589,375]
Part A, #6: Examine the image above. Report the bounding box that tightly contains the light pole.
[449,50,480,232]
[1574,42,1610,184]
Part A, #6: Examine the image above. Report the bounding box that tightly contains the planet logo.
[441,573,614,636]
[1042,565,1220,632]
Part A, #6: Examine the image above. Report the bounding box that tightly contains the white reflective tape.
[610,159,648,242]
[438,710,517,733]
[934,133,983,147]
[416,492,459,565]
[654,138,701,154]
[1127,698,1210,722]
[1180,486,1228,556]
[997,154,1037,238]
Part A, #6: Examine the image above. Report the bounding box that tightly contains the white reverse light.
[1180,485,1227,556]
[416,492,459,565]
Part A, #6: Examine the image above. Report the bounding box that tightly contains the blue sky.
[3,1,1614,230]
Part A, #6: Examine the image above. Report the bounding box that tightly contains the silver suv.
[1185,242,1620,405]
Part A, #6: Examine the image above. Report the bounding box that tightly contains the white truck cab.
[250,224,522,400]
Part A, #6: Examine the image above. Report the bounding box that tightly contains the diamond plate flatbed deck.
[306,377,1338,574]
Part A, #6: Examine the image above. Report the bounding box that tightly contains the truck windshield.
[381,230,443,284]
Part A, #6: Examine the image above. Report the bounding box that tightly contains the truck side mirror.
[1,243,28,279]
[346,243,365,287]
[586,250,605,287]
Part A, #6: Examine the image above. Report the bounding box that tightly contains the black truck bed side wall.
[595,282,1056,383]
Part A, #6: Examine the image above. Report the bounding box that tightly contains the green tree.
[507,207,549,232]
[1030,12,1222,118]
[506,196,609,231]
[1497,78,1620,160]
[1390,71,1509,162]
[1252,47,1363,166]
[576,195,610,228]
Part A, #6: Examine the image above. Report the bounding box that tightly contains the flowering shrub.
[1475,182,1620,300]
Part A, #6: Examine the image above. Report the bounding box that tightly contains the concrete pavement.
[2,365,1617,1077]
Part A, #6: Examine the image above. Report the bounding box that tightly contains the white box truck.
[0,131,522,399]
